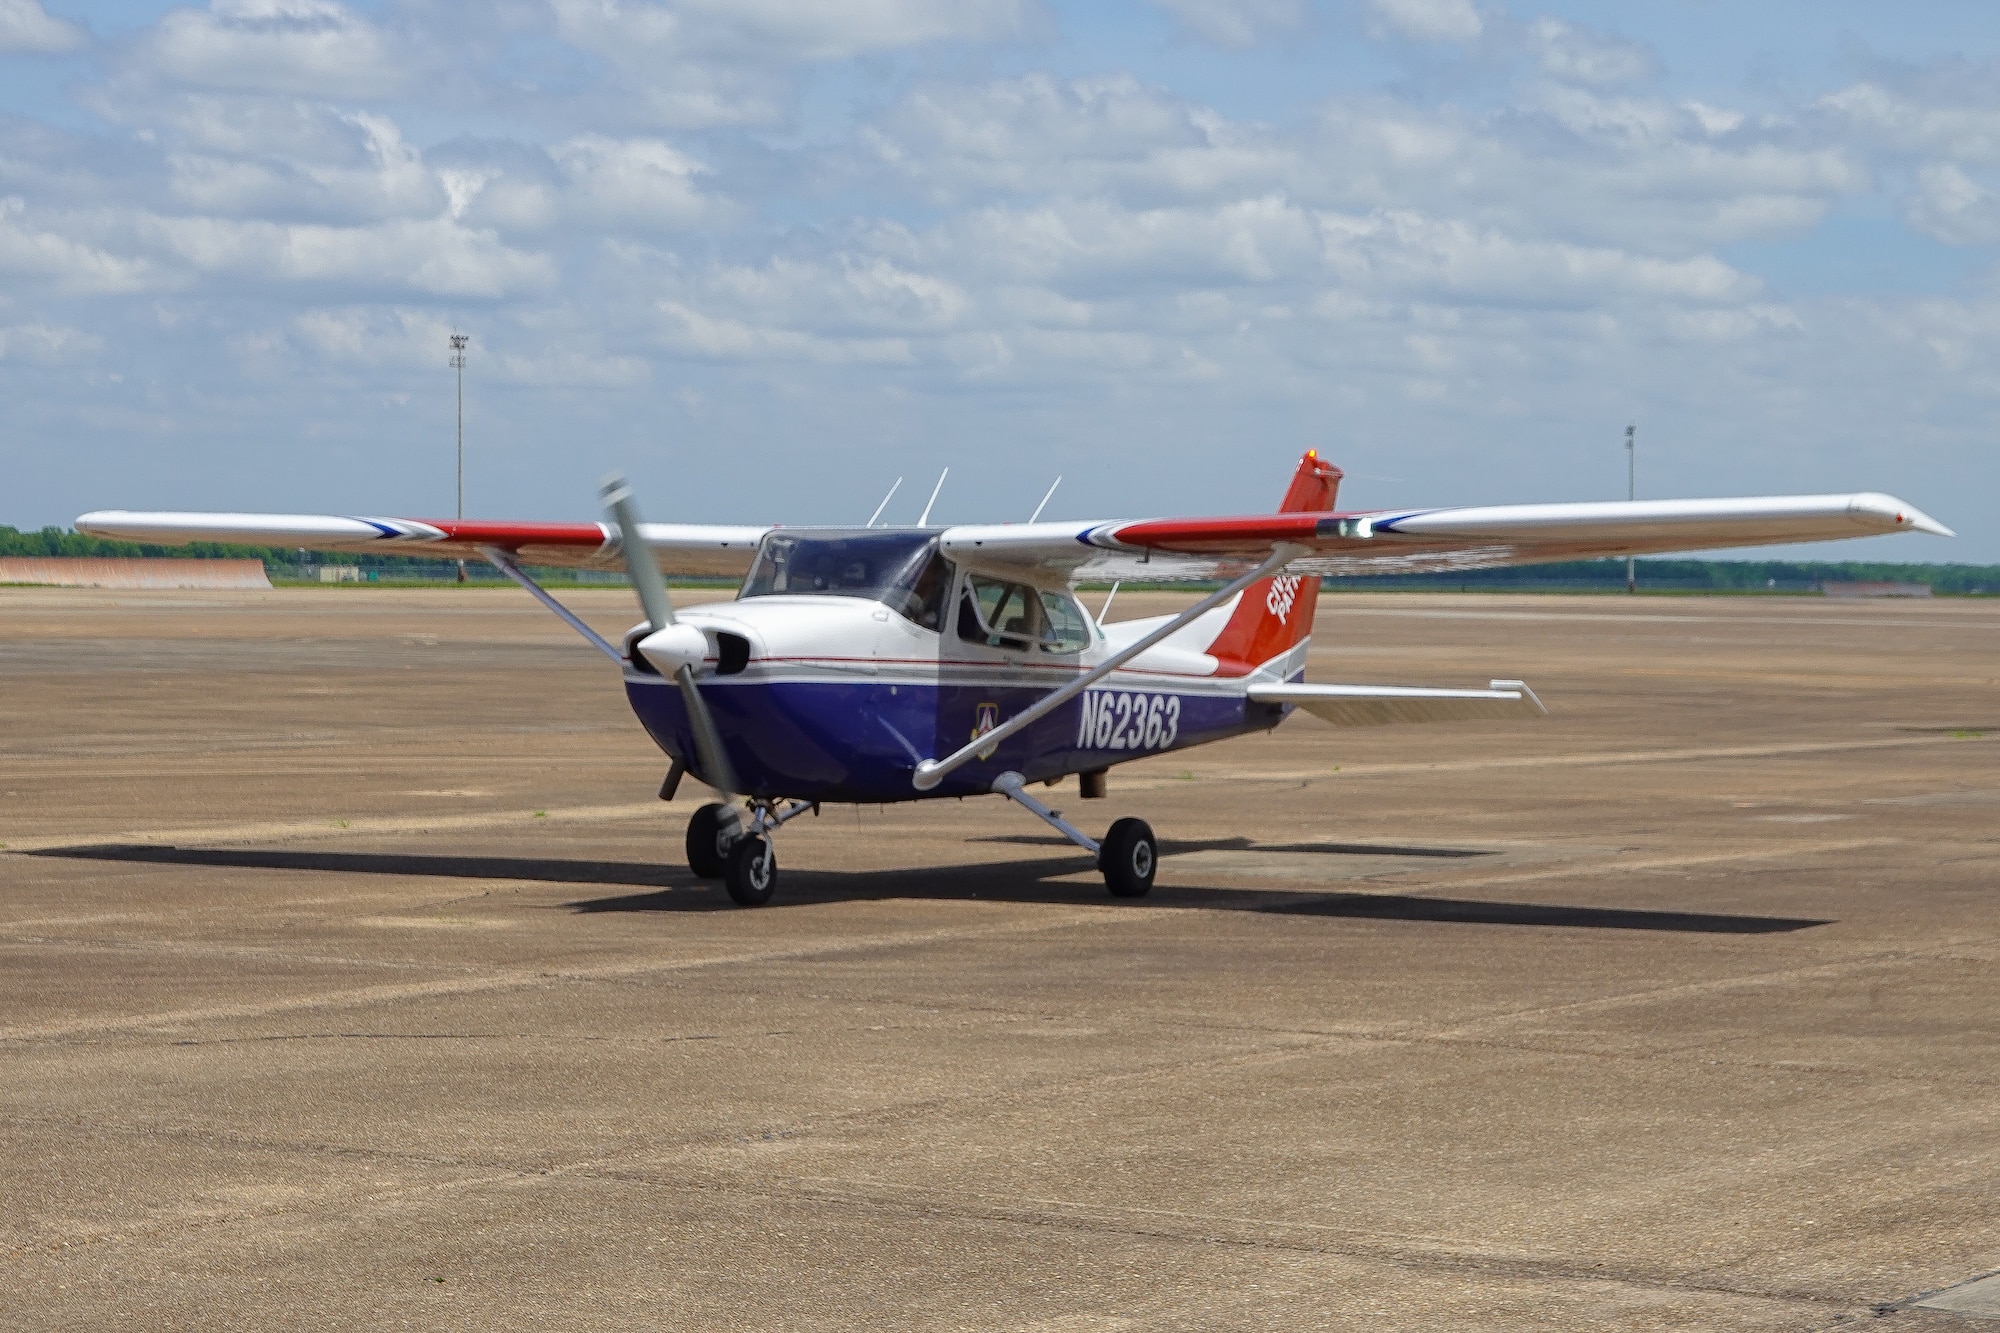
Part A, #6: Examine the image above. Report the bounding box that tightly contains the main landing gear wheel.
[686,802,735,879]
[1099,817,1157,898]
[724,834,778,907]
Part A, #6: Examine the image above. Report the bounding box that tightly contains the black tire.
[685,802,735,879]
[1099,817,1157,898]
[723,835,778,907]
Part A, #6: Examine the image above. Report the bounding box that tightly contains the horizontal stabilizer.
[1249,679,1547,727]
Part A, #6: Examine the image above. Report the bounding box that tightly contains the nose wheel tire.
[686,802,735,879]
[1099,817,1157,898]
[723,834,778,907]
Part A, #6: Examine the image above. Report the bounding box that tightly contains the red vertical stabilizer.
[1203,451,1341,673]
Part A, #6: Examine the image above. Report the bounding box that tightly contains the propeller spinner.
[600,473,741,795]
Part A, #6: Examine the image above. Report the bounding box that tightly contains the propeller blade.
[600,472,741,795]
[677,668,741,796]
[599,473,677,632]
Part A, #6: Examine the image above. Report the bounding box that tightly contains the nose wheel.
[684,797,814,906]
[723,835,777,906]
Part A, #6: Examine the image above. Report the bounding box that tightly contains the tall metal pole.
[1625,423,1636,595]
[450,334,468,583]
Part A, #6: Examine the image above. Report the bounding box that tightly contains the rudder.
[1204,450,1341,672]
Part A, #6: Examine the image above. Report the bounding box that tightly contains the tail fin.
[1204,450,1341,672]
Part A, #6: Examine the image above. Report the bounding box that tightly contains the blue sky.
[1,0,1994,560]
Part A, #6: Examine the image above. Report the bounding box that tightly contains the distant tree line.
[2,526,1994,593]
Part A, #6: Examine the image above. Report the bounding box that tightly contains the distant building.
[0,557,271,589]
[1821,581,1932,599]
[319,566,361,583]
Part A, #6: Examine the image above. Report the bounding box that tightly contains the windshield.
[740,530,951,629]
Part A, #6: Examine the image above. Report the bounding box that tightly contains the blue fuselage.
[622,594,1289,803]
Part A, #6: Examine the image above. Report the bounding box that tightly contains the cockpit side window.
[890,550,953,632]
[959,574,1038,652]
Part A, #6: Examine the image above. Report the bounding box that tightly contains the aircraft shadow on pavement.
[975,833,1493,859]
[33,844,680,889]
[33,843,1829,934]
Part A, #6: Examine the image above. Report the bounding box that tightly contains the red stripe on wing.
[1109,512,1358,554]
[413,520,608,549]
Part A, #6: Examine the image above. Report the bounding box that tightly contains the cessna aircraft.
[78,453,1950,906]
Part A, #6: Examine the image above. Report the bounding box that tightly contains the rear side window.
[957,576,1091,654]
[1038,590,1091,653]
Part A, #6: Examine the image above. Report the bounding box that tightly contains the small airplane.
[78,452,1951,906]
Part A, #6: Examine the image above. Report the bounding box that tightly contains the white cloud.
[0,197,161,293]
[293,305,456,365]
[0,321,103,362]
[424,135,734,235]
[1366,0,1481,44]
[143,215,555,296]
[1905,162,2000,245]
[548,0,1036,126]
[1149,0,1304,48]
[919,195,1320,289]
[139,0,414,100]
[165,112,442,221]
[1820,82,2000,164]
[652,252,972,349]
[1530,18,1655,87]
[868,74,1288,202]
[553,0,1032,62]
[287,305,652,387]
[0,0,85,53]
[551,137,732,231]
[658,302,916,364]
[866,76,1864,254]
[1316,211,1759,308]
[1684,102,1745,137]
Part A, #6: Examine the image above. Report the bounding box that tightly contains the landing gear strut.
[685,802,738,879]
[991,771,1157,899]
[684,796,815,907]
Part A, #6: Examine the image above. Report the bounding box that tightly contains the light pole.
[1624,423,1636,594]
[450,333,468,583]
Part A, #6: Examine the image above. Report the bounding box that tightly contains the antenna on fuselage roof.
[1029,475,1061,523]
[865,477,902,527]
[917,468,949,527]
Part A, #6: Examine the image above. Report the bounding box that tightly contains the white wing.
[940,492,1952,583]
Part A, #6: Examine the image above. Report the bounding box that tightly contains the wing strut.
[480,546,622,662]
[992,771,1099,854]
[912,543,1305,792]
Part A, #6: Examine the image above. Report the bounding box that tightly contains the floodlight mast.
[1625,423,1636,595]
[451,333,469,583]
